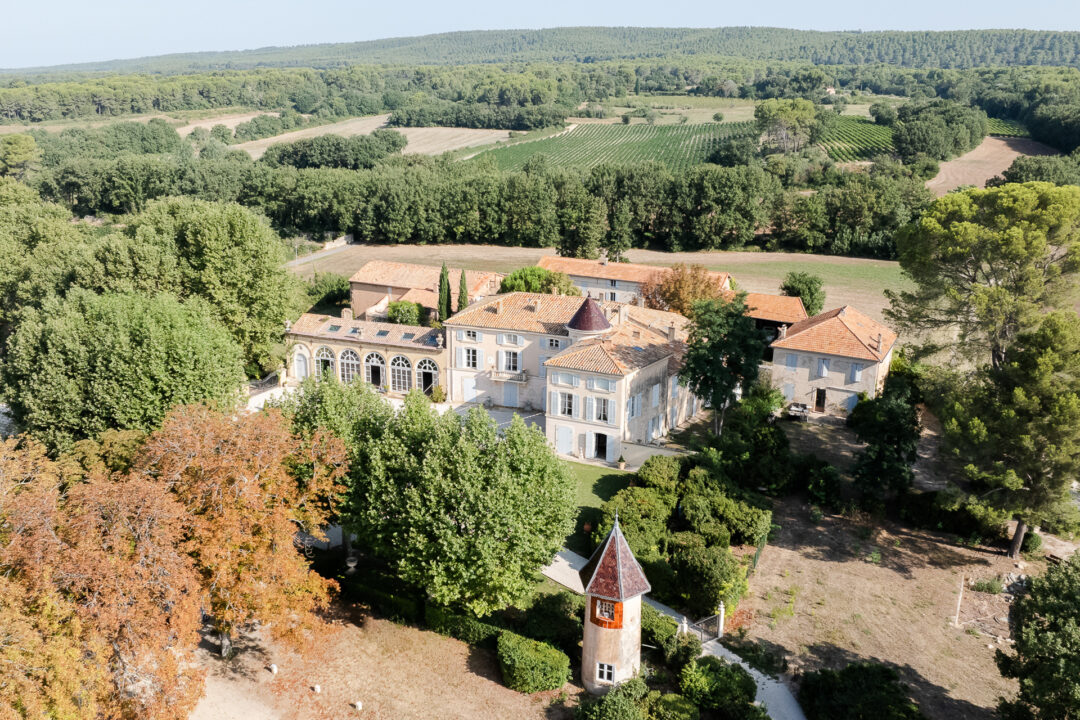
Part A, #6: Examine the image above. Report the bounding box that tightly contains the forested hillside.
[4,27,1080,75]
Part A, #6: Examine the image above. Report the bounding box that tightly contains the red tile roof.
[349,260,502,306]
[579,519,651,602]
[539,256,730,289]
[744,293,808,324]
[771,306,896,362]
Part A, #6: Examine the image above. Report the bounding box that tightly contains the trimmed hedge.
[496,631,570,693]
[655,694,701,720]
[425,604,502,647]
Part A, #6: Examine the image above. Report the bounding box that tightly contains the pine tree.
[457,269,469,313]
[437,262,451,323]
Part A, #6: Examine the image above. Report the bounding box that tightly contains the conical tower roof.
[567,296,612,333]
[578,516,651,602]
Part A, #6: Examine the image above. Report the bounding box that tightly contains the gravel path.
[542,547,807,720]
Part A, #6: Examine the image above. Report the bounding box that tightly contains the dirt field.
[190,609,562,720]
[174,111,274,137]
[0,107,269,136]
[926,136,1057,196]
[291,244,907,323]
[231,115,510,159]
[739,496,1026,720]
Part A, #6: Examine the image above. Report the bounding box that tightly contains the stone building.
[537,255,731,304]
[348,260,502,321]
[580,517,651,694]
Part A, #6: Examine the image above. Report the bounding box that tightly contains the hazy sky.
[4,0,1079,68]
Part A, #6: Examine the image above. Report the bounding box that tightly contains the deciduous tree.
[499,266,580,295]
[641,264,724,316]
[780,271,824,315]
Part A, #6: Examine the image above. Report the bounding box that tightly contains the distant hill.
[4,27,1080,76]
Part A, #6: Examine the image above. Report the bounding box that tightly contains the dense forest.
[4,27,1080,75]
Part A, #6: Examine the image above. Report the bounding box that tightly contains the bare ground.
[740,496,1027,720]
[174,112,275,137]
[290,244,907,323]
[190,607,566,720]
[231,114,510,159]
[926,136,1057,197]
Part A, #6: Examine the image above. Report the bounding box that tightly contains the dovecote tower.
[579,515,651,694]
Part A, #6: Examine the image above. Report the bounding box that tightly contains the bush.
[496,631,570,693]
[669,533,748,617]
[662,631,703,672]
[637,455,684,502]
[972,578,1003,594]
[654,693,701,720]
[799,662,926,720]
[680,656,756,712]
[425,604,502,647]
[575,678,650,720]
[641,601,679,648]
[306,272,350,307]
[1021,530,1042,554]
[521,591,584,656]
[386,300,422,325]
[596,487,672,557]
[795,456,843,510]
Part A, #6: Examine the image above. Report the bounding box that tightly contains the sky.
[4,0,1079,68]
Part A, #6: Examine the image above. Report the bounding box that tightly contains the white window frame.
[609,279,618,288]
[504,350,520,373]
[560,392,576,418]
[597,663,614,683]
[547,338,562,350]
[339,349,361,384]
[390,356,412,393]
[464,330,478,342]
[464,347,479,369]
[597,600,615,620]
[315,346,335,380]
[502,333,520,346]
[553,372,580,387]
[595,397,610,423]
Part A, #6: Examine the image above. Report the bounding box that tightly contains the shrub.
[654,693,701,720]
[496,631,570,693]
[642,601,679,649]
[682,489,772,546]
[680,656,756,712]
[799,662,926,720]
[429,384,446,403]
[596,487,672,557]
[521,591,584,656]
[386,300,422,325]
[637,455,684,502]
[972,578,1003,594]
[425,604,502,647]
[575,678,650,720]
[662,631,703,672]
[306,272,350,307]
[669,533,748,617]
[1021,530,1042,554]
[797,456,843,510]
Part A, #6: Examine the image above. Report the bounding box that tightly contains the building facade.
[768,305,896,415]
[580,518,651,695]
[285,309,448,397]
[348,260,502,322]
[538,256,731,305]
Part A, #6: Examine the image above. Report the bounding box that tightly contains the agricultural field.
[817,115,894,162]
[985,117,1029,137]
[474,121,757,171]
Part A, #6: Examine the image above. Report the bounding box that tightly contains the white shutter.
[587,377,595,391]
[549,391,557,412]
[497,350,504,371]
[476,332,484,341]
[456,348,463,368]
[573,395,581,418]
[608,401,617,426]
[517,335,525,347]
[586,396,595,422]
[497,334,505,345]
[477,349,485,368]
[571,374,580,388]
[456,330,464,342]
[585,432,595,459]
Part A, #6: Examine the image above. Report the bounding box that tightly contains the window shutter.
[517,335,525,347]
[497,350,504,371]
[586,396,595,421]
[786,353,797,370]
[585,432,595,459]
[587,377,595,391]
[549,391,557,412]
[477,349,485,368]
[573,395,581,419]
[651,384,659,407]
[497,334,505,345]
[476,332,483,342]
[609,403,618,426]
[456,348,463,368]
[539,357,548,378]
[456,330,464,342]
[820,358,829,377]
[571,374,580,388]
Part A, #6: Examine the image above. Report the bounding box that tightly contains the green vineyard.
[986,117,1030,137]
[817,116,895,162]
[476,121,758,171]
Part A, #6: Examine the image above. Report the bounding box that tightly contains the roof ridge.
[834,306,881,358]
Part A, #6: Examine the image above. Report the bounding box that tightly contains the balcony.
[492,370,528,384]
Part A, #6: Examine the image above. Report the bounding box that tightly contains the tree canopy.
[779,271,824,315]
[498,266,580,296]
[641,263,724,317]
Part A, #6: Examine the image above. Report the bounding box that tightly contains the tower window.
[597,663,614,683]
[597,600,615,620]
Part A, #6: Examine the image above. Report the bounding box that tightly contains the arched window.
[416,358,439,395]
[340,349,361,384]
[315,347,335,380]
[364,353,385,388]
[293,350,309,381]
[390,355,412,393]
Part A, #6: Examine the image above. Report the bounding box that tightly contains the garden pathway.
[542,548,807,720]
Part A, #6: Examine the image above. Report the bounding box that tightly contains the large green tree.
[997,555,1080,720]
[498,266,580,296]
[780,271,825,315]
[0,134,41,179]
[1,291,244,452]
[885,183,1080,369]
[943,312,1080,557]
[679,295,767,435]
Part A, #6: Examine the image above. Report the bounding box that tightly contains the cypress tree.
[457,269,469,313]
[438,262,451,322]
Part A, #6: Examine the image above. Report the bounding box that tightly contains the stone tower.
[579,516,652,694]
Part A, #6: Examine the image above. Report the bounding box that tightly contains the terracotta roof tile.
[539,256,730,289]
[743,293,808,324]
[579,520,651,602]
[288,313,443,350]
[348,260,502,306]
[545,326,683,375]
[771,306,896,362]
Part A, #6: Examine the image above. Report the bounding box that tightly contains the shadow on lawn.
[566,466,632,555]
[767,497,995,580]
[796,642,996,720]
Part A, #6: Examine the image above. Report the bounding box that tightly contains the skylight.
[327,325,342,332]
[376,330,390,337]
[402,333,415,340]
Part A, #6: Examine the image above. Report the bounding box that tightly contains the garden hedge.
[496,631,570,693]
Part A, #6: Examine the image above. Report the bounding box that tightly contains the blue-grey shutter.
[586,396,595,421]
[497,333,505,345]
[786,353,797,369]
[587,377,595,391]
[477,349,485,368]
[517,335,525,347]
[571,374,580,388]
[456,330,464,342]
[539,357,548,378]
[549,391,557,412]
[456,348,463,368]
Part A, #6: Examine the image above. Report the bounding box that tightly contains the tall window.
[417,358,439,394]
[464,347,478,369]
[390,356,412,392]
[504,351,520,372]
[364,353,385,387]
[315,347,335,380]
[560,393,576,417]
[597,663,614,683]
[595,397,610,423]
[339,349,361,383]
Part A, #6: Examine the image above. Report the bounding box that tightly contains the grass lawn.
[564,460,632,555]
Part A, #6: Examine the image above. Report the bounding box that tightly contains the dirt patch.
[290,244,906,324]
[174,112,274,137]
[926,136,1057,197]
[231,115,509,159]
[781,420,864,473]
[740,497,1027,719]
[190,609,566,720]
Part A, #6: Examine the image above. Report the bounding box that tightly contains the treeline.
[7,27,1080,74]
[261,129,406,170]
[387,101,570,130]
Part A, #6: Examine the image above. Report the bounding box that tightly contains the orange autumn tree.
[640,263,725,317]
[135,405,347,655]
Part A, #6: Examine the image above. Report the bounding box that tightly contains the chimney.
[618,305,629,326]
[531,298,541,311]
[342,307,353,321]
[778,325,787,340]
[668,321,677,341]
[496,299,504,315]
[875,332,883,350]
